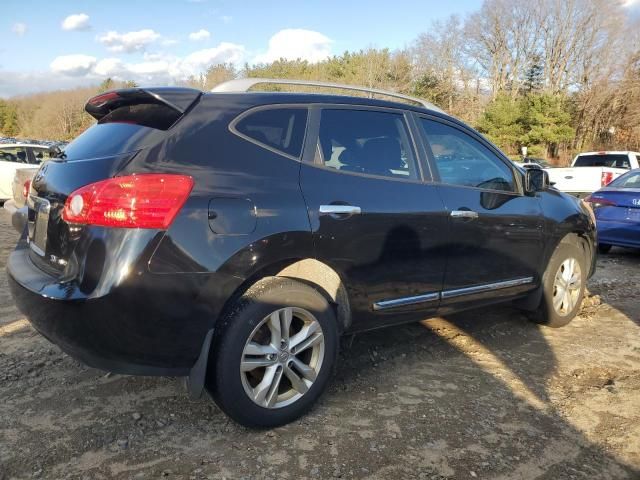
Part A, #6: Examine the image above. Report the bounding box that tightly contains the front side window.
[0,147,29,164]
[235,108,307,158]
[316,109,418,180]
[419,119,515,192]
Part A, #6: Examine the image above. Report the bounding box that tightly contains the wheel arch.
[219,257,352,334]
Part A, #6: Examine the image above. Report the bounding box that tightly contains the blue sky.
[0,0,484,97]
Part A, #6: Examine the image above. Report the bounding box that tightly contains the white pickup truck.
[546,151,640,197]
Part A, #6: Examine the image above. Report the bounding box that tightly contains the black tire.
[206,276,339,428]
[528,240,587,328]
[598,243,612,254]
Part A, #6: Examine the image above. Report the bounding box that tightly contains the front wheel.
[528,241,587,328]
[206,277,338,428]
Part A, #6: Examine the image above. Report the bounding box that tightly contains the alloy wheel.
[552,257,582,316]
[240,307,325,409]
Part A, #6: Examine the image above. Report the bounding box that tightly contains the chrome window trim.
[372,276,534,311]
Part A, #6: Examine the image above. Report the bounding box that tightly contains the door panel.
[416,117,543,311]
[300,107,449,330]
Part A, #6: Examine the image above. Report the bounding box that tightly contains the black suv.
[8,79,596,428]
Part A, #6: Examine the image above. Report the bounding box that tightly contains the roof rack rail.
[211,78,443,113]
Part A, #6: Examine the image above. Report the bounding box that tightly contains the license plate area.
[27,197,51,257]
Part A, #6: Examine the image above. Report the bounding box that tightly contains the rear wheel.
[528,241,586,328]
[206,277,338,428]
[598,243,612,254]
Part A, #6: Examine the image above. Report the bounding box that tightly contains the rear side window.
[419,119,515,192]
[0,147,29,164]
[31,148,54,163]
[316,109,418,180]
[574,154,631,168]
[234,108,307,158]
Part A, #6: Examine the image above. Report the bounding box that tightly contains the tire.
[528,240,587,328]
[206,276,339,428]
[598,243,612,254]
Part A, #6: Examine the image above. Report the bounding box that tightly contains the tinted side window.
[0,147,29,164]
[317,109,418,180]
[235,108,307,158]
[419,119,515,192]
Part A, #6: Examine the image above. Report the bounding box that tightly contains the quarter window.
[419,119,515,192]
[316,109,418,180]
[235,108,307,158]
[31,148,54,164]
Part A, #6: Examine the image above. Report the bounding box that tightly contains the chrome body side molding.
[440,277,534,300]
[373,292,440,311]
[372,277,534,311]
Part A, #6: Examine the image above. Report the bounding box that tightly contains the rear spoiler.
[85,87,202,121]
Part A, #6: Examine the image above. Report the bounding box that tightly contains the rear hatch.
[26,87,201,277]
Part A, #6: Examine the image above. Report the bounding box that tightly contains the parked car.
[546,151,640,198]
[0,143,55,201]
[7,80,596,428]
[585,168,640,253]
[521,157,553,169]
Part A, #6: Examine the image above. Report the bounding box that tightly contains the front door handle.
[451,210,479,219]
[319,205,362,216]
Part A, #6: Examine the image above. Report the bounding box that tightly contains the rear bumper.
[597,220,640,249]
[7,244,236,376]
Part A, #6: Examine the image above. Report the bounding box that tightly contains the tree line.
[1,0,638,164]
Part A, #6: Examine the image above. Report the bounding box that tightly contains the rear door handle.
[319,205,362,215]
[451,210,479,219]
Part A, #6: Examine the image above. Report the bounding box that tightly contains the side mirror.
[524,168,550,194]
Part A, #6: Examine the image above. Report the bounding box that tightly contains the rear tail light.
[62,174,194,229]
[584,194,616,209]
[22,179,31,199]
[601,171,614,186]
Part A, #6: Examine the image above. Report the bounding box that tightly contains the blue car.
[586,168,640,253]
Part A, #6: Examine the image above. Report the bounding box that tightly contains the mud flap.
[185,328,214,400]
[513,285,543,312]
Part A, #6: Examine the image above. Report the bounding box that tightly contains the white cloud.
[622,0,640,7]
[220,16,232,24]
[50,54,97,76]
[12,23,27,36]
[188,29,211,41]
[61,13,91,31]
[254,29,332,64]
[179,43,246,76]
[93,58,124,77]
[98,29,161,53]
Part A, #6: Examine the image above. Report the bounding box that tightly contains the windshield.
[609,170,640,188]
[574,154,630,169]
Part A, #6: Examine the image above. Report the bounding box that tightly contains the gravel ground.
[0,207,639,480]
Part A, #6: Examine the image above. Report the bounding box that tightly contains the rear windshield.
[574,154,630,168]
[62,123,161,161]
[609,170,640,188]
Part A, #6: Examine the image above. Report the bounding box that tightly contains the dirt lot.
[1,208,639,480]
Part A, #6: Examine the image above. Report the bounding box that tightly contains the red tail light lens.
[62,174,194,229]
[22,179,31,199]
[584,194,616,209]
[601,171,614,186]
